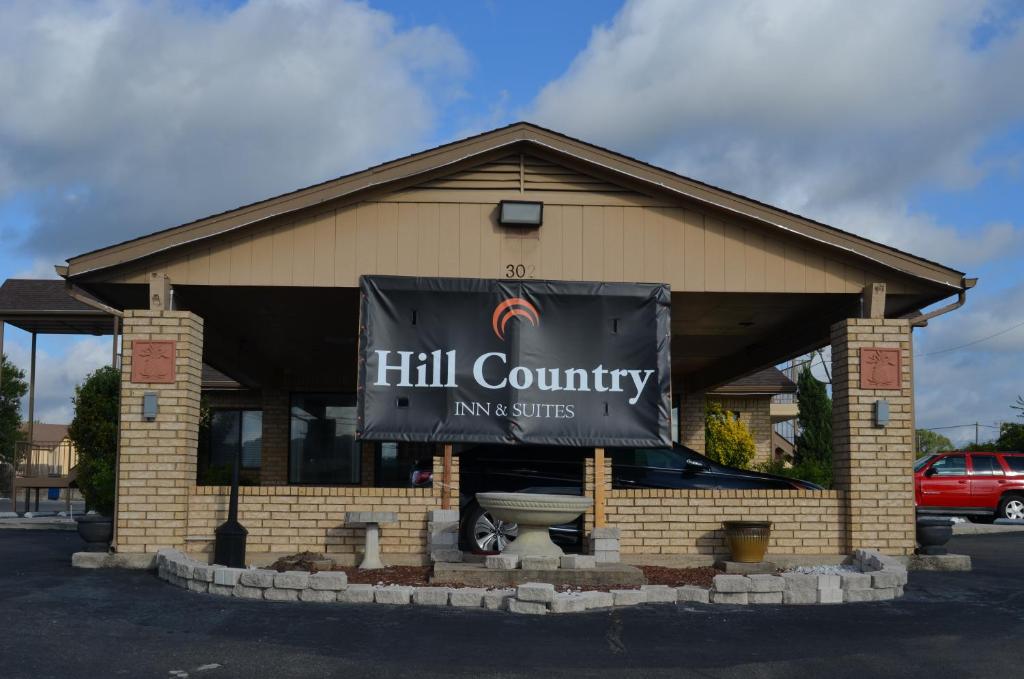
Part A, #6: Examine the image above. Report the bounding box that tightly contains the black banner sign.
[357,275,671,447]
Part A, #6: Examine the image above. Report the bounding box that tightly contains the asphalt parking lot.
[1,530,1022,679]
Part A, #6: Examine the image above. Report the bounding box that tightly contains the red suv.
[915,451,1024,522]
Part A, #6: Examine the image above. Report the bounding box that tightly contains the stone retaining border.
[155,547,906,614]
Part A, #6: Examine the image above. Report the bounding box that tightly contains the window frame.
[287,391,362,486]
[207,407,263,471]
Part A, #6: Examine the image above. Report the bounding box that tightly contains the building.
[31,123,973,563]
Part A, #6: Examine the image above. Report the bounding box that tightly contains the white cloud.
[529,0,1024,269]
[0,0,468,259]
[4,335,113,425]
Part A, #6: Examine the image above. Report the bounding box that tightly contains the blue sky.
[0,0,1022,444]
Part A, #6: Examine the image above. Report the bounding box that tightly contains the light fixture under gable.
[498,200,543,228]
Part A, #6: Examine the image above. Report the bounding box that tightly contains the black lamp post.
[213,442,247,567]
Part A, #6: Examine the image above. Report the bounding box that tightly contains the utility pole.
[975,422,979,448]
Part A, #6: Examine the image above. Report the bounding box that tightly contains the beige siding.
[109,156,927,295]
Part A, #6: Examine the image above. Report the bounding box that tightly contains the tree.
[795,366,832,466]
[0,354,28,465]
[705,400,756,469]
[995,422,1024,452]
[916,429,954,456]
[68,366,120,516]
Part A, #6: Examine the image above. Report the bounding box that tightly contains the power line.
[919,320,1024,357]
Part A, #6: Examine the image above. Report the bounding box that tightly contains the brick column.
[115,310,203,554]
[680,390,706,453]
[831,318,915,555]
[259,388,289,484]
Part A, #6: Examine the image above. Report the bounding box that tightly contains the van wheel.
[461,503,518,553]
[999,494,1024,521]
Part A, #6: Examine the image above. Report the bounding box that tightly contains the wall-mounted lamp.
[874,399,889,428]
[143,392,159,421]
[498,200,543,228]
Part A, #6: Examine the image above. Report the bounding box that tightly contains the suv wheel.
[999,494,1024,521]
[461,503,518,553]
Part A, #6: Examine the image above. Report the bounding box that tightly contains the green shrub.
[68,366,120,516]
[705,401,756,469]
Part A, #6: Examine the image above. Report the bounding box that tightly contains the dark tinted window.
[289,394,359,484]
[375,442,436,487]
[971,454,1002,476]
[930,455,966,476]
[1004,456,1024,473]
[209,410,262,469]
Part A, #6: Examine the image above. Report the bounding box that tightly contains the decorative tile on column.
[130,340,176,383]
[859,348,900,390]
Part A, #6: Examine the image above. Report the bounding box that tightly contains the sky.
[0,0,1022,445]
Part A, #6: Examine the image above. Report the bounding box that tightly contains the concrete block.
[232,585,264,600]
[747,575,785,593]
[300,589,338,603]
[187,579,209,593]
[374,586,413,605]
[748,592,783,605]
[413,587,450,606]
[839,572,872,590]
[431,550,464,563]
[449,588,487,608]
[486,554,520,570]
[714,560,778,575]
[907,553,971,571]
[191,564,222,583]
[559,555,596,570]
[264,588,300,602]
[166,574,187,589]
[590,527,621,539]
[309,572,348,591]
[550,594,587,614]
[173,560,195,579]
[871,570,903,589]
[676,586,711,604]
[817,588,843,604]
[274,571,310,590]
[816,575,841,590]
[482,591,513,610]
[337,584,375,604]
[593,538,619,551]
[781,573,817,593]
[873,587,898,601]
[521,556,559,571]
[594,551,620,564]
[239,569,276,588]
[844,589,881,603]
[516,582,555,603]
[611,589,643,606]
[429,509,459,523]
[579,591,614,610]
[710,591,748,605]
[783,590,817,605]
[213,568,245,587]
[509,599,548,615]
[208,584,234,597]
[641,585,677,603]
[713,575,751,593]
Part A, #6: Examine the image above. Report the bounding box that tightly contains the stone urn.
[476,492,593,557]
[916,517,954,555]
[76,514,113,552]
[722,521,772,563]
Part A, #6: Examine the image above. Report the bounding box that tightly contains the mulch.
[266,551,721,590]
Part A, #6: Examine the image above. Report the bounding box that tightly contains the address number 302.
[504,264,535,279]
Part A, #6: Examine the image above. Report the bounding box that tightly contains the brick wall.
[713,396,773,465]
[184,456,458,565]
[606,489,847,556]
[259,389,289,485]
[680,390,706,453]
[115,310,203,554]
[831,318,915,555]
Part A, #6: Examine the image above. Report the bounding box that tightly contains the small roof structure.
[18,423,70,446]
[0,279,115,336]
[708,367,797,396]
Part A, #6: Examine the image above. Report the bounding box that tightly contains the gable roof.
[708,367,797,396]
[63,122,966,291]
[0,278,114,335]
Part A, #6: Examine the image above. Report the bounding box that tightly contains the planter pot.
[722,521,772,563]
[76,514,113,552]
[916,517,954,555]
[476,492,593,557]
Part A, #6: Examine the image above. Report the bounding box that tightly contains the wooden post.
[594,447,606,528]
[27,332,36,448]
[441,444,453,510]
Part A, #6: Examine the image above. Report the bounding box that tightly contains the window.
[289,393,360,484]
[209,410,262,469]
[971,454,1003,476]
[375,442,436,487]
[1003,455,1024,473]
[929,454,966,476]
